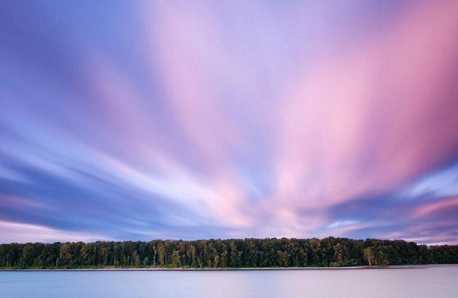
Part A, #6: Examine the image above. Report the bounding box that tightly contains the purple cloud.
[0,0,457,243]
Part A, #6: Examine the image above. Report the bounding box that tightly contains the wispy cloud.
[0,0,457,243]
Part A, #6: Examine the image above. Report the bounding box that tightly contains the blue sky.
[1,0,458,244]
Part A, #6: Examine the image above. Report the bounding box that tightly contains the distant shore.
[2,239,456,270]
[1,264,457,272]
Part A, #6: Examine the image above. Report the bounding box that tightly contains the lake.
[1,266,457,298]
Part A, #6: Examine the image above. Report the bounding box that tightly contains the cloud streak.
[0,0,457,243]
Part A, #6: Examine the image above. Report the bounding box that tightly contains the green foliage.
[0,238,456,269]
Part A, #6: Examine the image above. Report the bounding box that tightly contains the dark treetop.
[0,238,457,269]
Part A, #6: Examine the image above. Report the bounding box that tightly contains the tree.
[0,238,456,269]
[363,247,376,266]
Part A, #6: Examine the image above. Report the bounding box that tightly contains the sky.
[1,0,457,244]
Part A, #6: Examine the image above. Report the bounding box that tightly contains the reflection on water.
[1,266,457,298]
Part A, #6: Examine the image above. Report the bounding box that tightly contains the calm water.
[1,266,457,298]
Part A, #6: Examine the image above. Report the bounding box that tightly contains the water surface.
[1,266,457,298]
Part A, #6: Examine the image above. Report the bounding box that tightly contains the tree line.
[0,238,456,269]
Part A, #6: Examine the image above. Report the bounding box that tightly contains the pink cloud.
[272,0,458,213]
[0,220,110,243]
[150,2,243,171]
[412,196,458,219]
[134,0,458,238]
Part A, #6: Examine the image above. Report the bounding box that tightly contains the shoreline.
[1,264,456,272]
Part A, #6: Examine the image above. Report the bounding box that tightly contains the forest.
[0,238,457,269]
